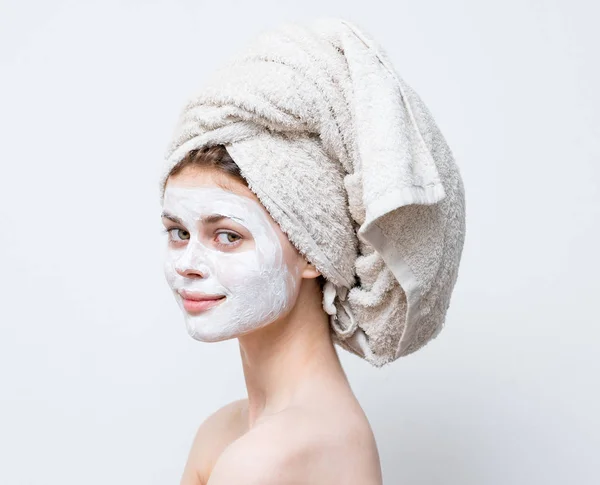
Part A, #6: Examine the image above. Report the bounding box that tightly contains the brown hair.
[164,144,247,190]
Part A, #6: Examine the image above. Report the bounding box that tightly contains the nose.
[176,265,209,279]
[174,244,211,279]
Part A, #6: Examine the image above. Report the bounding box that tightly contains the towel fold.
[160,17,466,367]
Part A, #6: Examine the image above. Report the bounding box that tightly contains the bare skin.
[165,166,383,485]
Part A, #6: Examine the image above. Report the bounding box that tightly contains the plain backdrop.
[1,1,598,484]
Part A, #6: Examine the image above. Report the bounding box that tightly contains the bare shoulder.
[207,403,382,485]
[188,398,249,453]
[180,398,249,485]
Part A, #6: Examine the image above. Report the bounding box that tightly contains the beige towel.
[159,17,466,367]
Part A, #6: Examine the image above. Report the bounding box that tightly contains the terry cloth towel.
[159,17,466,367]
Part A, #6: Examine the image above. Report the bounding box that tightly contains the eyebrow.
[161,211,246,225]
[161,211,184,225]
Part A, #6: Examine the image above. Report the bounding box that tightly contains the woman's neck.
[237,280,349,428]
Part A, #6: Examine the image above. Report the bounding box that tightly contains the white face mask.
[162,185,300,341]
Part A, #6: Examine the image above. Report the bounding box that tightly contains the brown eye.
[167,228,189,242]
[215,231,242,247]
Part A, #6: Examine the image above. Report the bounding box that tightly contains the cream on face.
[162,185,299,341]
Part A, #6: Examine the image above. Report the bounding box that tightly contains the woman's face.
[161,166,307,342]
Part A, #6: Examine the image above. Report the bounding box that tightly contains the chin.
[184,320,239,343]
[185,318,281,343]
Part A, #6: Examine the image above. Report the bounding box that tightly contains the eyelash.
[162,228,243,249]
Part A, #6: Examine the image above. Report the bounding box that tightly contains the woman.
[159,17,465,485]
[162,145,383,484]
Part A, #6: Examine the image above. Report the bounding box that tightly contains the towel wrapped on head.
[159,17,466,367]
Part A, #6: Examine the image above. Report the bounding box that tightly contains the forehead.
[165,165,259,201]
[163,185,259,215]
[164,167,262,209]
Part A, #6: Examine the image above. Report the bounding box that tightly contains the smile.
[181,295,226,314]
[180,291,226,314]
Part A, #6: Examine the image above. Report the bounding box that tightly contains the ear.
[301,260,322,279]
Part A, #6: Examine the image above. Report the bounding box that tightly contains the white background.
[1,1,598,483]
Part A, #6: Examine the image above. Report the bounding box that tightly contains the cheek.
[212,251,262,288]
[163,250,178,287]
[274,238,304,298]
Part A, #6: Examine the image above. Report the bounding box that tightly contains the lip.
[178,290,226,314]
